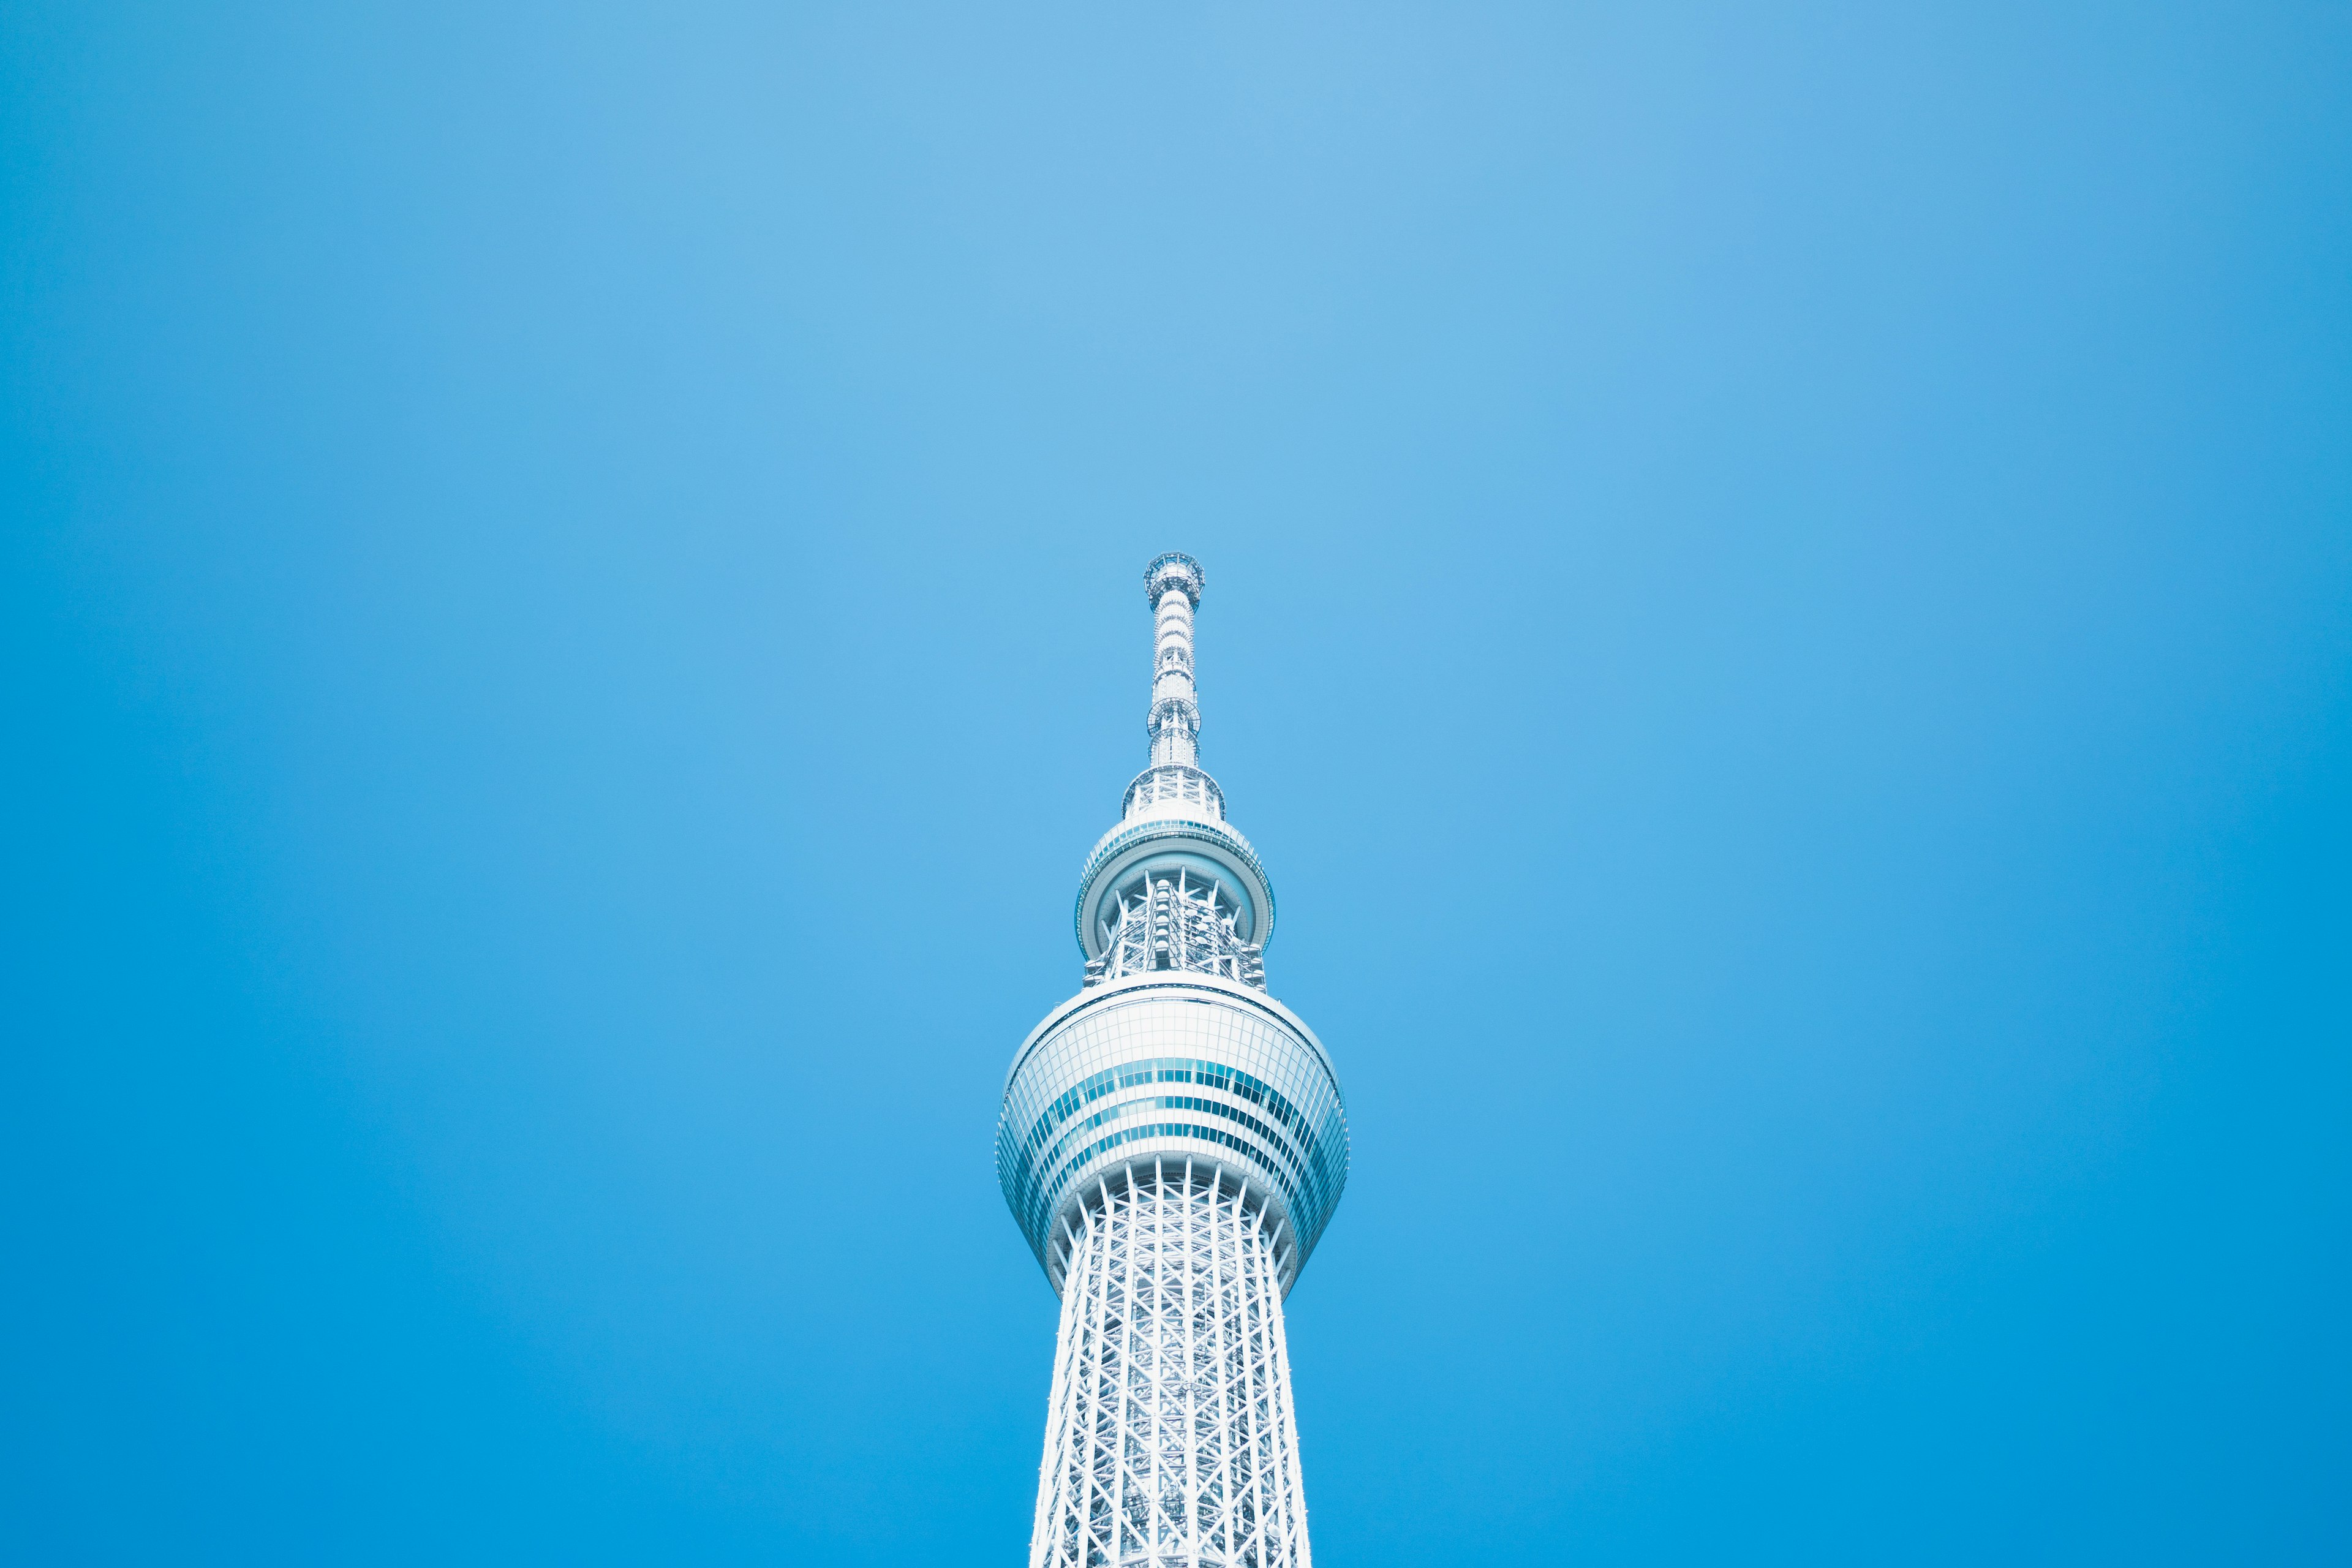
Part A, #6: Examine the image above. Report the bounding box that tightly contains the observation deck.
[998,973,1346,1295]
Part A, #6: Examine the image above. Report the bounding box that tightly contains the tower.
[999,554,1349,1568]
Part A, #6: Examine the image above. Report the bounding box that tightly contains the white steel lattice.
[1030,1163,1312,1568]
[1085,869,1266,991]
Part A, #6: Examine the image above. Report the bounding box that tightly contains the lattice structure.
[1085,869,1266,991]
[1120,764,1226,821]
[1030,1164,1311,1568]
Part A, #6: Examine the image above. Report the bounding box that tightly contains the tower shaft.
[1030,1164,1312,1568]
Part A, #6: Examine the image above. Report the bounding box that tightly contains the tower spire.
[1144,551,1205,769]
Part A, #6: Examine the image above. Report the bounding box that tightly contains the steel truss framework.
[1031,1163,1312,1568]
[1088,869,1266,991]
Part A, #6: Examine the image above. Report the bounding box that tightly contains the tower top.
[1007,551,1343,1316]
[1144,551,1205,608]
[1069,553,1276,986]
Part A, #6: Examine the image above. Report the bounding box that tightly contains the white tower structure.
[1000,554,1349,1568]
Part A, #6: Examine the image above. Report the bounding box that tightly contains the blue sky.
[4,4,2348,1562]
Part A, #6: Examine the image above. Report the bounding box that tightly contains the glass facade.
[998,979,1349,1294]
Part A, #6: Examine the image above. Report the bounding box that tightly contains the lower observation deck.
[999,972,1350,1297]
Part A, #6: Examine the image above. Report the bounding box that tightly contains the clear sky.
[4,4,2348,1563]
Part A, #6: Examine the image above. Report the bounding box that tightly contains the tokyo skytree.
[999,553,1349,1568]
